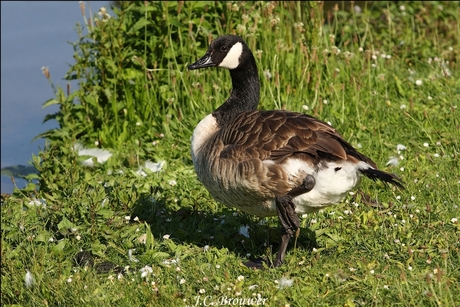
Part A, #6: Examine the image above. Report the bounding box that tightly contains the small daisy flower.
[140,265,153,278]
[263,69,272,80]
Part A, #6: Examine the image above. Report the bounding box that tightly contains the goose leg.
[244,175,316,269]
[273,195,299,267]
[273,174,316,267]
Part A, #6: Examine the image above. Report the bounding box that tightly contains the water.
[1,1,111,194]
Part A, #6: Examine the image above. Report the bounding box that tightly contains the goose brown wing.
[218,110,377,167]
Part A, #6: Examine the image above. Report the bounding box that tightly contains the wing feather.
[218,110,367,165]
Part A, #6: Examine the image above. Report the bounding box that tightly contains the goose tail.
[359,167,405,189]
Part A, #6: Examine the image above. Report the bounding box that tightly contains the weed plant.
[1,1,459,306]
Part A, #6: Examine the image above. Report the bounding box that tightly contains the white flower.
[239,225,250,238]
[237,275,245,282]
[168,179,177,186]
[203,245,209,252]
[67,277,73,283]
[98,7,111,21]
[180,278,186,284]
[451,218,458,224]
[199,288,206,294]
[423,142,429,147]
[415,80,423,86]
[25,270,34,288]
[263,69,272,80]
[276,276,293,289]
[140,265,153,278]
[163,234,170,240]
[28,198,47,208]
[302,105,309,111]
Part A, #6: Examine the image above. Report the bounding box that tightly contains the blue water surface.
[1,1,111,193]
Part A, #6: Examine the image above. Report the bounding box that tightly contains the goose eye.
[220,46,228,52]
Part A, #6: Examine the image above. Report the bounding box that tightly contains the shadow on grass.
[129,189,319,267]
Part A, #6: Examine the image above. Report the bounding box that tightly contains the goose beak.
[188,53,215,70]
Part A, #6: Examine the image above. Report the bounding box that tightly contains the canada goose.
[188,35,403,268]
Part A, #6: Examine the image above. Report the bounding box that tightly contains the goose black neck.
[213,57,260,126]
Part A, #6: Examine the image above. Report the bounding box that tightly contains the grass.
[1,1,459,306]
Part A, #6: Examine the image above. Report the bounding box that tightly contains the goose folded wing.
[219,110,354,164]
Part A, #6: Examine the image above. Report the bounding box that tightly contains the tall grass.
[2,1,459,306]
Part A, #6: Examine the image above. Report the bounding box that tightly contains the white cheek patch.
[218,42,243,69]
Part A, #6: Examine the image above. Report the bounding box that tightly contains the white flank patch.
[191,114,218,160]
[218,41,243,69]
[281,158,372,213]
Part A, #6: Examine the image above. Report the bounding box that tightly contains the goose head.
[188,35,249,70]
[188,35,260,124]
